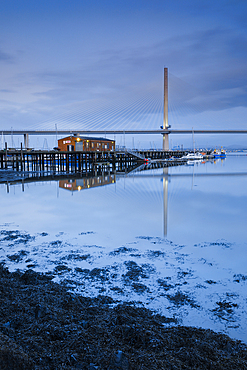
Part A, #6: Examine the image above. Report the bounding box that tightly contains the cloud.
[0,49,14,63]
[6,25,246,130]
[1,0,247,131]
[0,89,16,93]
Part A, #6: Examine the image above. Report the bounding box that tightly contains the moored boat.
[213,148,226,158]
[182,152,204,160]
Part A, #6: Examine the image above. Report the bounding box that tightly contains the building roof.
[78,136,114,142]
[59,136,114,142]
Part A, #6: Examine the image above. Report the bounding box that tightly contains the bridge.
[2,129,247,135]
[1,129,247,150]
[1,68,247,149]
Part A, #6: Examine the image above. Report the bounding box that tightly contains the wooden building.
[57,135,115,152]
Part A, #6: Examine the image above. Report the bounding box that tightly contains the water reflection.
[163,167,168,236]
[1,159,187,238]
[1,156,245,241]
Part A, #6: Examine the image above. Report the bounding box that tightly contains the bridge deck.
[1,129,247,135]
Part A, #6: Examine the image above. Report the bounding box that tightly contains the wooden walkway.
[0,157,188,193]
[0,149,190,173]
[0,150,141,172]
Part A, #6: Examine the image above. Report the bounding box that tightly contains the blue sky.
[0,0,247,147]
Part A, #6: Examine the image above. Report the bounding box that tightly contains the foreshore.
[1,264,247,369]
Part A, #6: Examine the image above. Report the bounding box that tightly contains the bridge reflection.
[1,160,232,237]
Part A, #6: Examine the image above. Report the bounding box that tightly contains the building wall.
[58,137,75,151]
[57,136,115,151]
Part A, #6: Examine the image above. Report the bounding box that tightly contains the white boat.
[182,152,204,160]
[182,129,204,161]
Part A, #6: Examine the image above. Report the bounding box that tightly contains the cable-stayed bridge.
[2,129,247,135]
[2,128,247,151]
[1,68,247,149]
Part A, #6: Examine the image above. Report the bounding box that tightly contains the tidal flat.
[0,227,247,345]
[1,264,247,369]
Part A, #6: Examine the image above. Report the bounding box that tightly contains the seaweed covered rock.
[0,264,247,369]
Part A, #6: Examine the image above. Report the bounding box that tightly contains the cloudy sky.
[0,0,247,146]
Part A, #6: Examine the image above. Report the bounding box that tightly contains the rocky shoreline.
[0,264,247,369]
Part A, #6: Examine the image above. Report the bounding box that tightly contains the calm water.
[1,154,247,342]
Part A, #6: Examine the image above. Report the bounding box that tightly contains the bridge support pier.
[162,133,169,150]
[24,133,29,149]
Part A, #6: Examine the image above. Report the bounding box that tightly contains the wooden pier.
[0,148,192,192]
[137,149,186,160]
[0,157,188,194]
[0,149,189,173]
[0,150,142,172]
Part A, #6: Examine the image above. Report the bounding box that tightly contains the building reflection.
[59,174,116,192]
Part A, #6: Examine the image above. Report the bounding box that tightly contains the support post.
[20,142,24,171]
[163,134,169,151]
[24,133,29,149]
[5,142,8,169]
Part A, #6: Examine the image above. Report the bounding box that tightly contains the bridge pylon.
[162,67,169,150]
